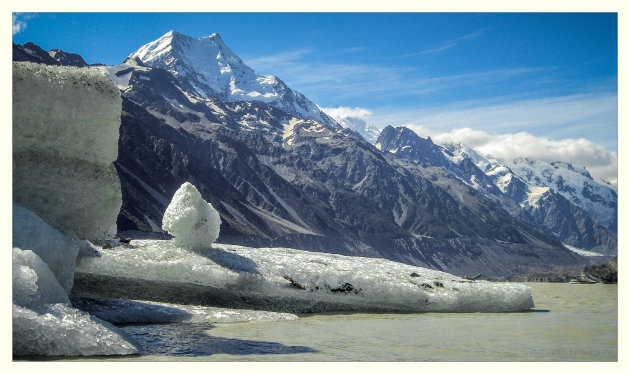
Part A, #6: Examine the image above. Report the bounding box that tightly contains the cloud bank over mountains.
[325,92,617,186]
[405,125,618,186]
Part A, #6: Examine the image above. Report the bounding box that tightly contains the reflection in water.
[120,323,318,357]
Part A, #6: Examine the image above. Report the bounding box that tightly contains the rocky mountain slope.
[13,42,89,67]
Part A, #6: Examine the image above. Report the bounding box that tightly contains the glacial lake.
[78,283,617,362]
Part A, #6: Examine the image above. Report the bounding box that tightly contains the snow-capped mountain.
[500,158,617,230]
[377,127,500,195]
[126,30,339,129]
[443,143,617,232]
[332,116,381,143]
[380,128,617,255]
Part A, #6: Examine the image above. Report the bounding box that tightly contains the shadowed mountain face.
[13,38,592,278]
[13,42,89,67]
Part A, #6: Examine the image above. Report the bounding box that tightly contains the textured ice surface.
[13,62,122,240]
[71,297,298,324]
[13,204,79,293]
[13,303,139,357]
[12,247,139,357]
[162,182,222,249]
[75,240,534,313]
[13,248,70,309]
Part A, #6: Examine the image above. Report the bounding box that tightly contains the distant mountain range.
[13,31,617,278]
[376,127,617,255]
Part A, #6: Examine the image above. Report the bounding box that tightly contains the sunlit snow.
[162,182,222,250]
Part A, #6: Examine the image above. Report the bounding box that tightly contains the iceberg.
[162,182,222,249]
[74,239,534,313]
[12,248,139,357]
[13,62,122,240]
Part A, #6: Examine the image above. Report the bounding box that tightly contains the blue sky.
[12,12,618,182]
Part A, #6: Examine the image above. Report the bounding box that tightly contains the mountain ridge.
[127,30,340,129]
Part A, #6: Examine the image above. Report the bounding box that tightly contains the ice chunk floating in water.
[12,248,139,357]
[162,182,222,249]
[74,240,534,313]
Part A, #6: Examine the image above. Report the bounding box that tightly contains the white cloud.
[13,14,26,35]
[13,13,34,35]
[246,47,549,108]
[369,92,618,150]
[405,124,618,185]
[397,28,487,57]
[319,106,372,120]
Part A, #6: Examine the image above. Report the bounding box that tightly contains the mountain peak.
[127,30,340,128]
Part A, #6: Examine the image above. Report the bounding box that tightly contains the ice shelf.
[74,240,535,313]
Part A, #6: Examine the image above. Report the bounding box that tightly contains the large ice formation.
[74,240,535,313]
[162,182,222,249]
[12,204,80,294]
[12,248,139,357]
[13,62,122,240]
[12,62,138,357]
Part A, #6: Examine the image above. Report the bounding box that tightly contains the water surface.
[99,283,619,361]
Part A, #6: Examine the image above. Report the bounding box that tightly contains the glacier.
[13,62,122,240]
[73,239,534,313]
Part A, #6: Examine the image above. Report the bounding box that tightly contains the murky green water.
[91,283,620,361]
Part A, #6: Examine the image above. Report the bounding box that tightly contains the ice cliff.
[13,62,122,240]
[12,62,137,357]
